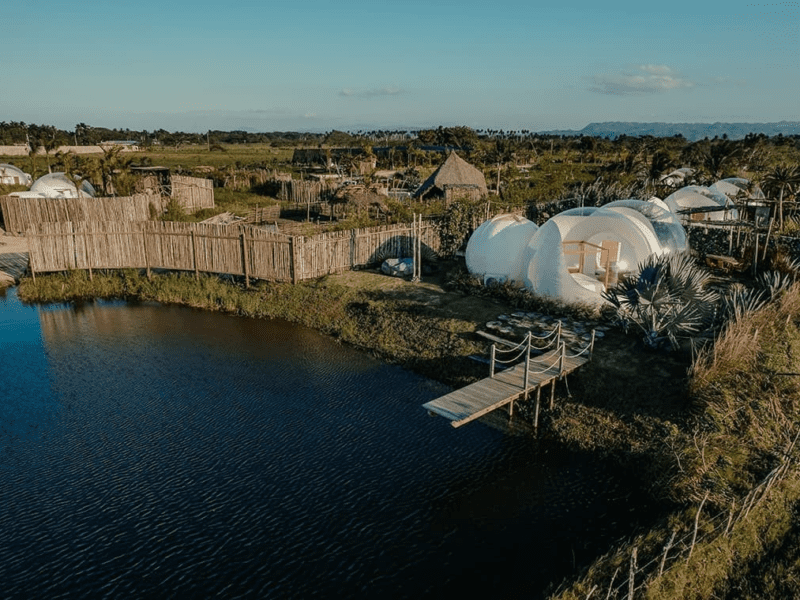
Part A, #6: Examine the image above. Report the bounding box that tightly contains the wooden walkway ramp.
[0,252,29,284]
[423,331,592,429]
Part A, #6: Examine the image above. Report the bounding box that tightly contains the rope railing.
[492,335,531,354]
[528,321,562,342]
[492,346,529,365]
[524,346,565,376]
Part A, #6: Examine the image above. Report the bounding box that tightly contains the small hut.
[413,151,488,203]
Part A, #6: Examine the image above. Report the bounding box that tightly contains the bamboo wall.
[171,175,215,212]
[276,179,338,204]
[0,194,160,234]
[28,220,441,284]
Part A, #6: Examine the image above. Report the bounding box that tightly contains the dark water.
[0,288,648,599]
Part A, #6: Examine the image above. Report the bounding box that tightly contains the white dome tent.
[0,163,32,186]
[28,172,96,198]
[603,199,688,255]
[646,196,671,213]
[465,213,538,285]
[465,204,688,307]
[664,185,738,223]
[710,177,765,200]
[522,206,669,306]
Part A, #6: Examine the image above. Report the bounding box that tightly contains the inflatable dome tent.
[465,213,538,285]
[664,185,738,223]
[27,172,96,198]
[710,177,765,200]
[0,163,32,186]
[522,206,668,306]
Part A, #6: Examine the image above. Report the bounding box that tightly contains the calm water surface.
[0,288,647,598]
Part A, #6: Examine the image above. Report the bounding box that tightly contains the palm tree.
[644,150,673,195]
[603,252,718,350]
[42,127,59,174]
[700,140,742,182]
[762,164,800,230]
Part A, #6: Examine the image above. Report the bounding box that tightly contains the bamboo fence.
[27,220,441,285]
[171,175,215,212]
[276,179,338,204]
[0,194,160,234]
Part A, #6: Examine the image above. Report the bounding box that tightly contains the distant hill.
[539,121,800,141]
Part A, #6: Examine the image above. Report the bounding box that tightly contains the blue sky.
[2,0,798,133]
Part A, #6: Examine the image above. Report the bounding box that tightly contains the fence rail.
[27,220,441,284]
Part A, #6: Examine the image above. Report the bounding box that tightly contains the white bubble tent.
[466,201,687,306]
[10,172,96,199]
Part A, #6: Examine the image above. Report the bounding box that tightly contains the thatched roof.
[414,151,488,199]
[331,184,390,213]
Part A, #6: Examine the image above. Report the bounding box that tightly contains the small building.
[413,151,488,203]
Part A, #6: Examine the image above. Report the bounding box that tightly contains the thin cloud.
[339,86,403,98]
[590,65,694,95]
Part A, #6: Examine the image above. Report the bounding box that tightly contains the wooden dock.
[0,251,29,284]
[423,337,592,429]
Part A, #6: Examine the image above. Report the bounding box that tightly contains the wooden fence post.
[628,547,637,600]
[687,491,709,563]
[240,231,250,288]
[84,232,93,281]
[289,236,297,284]
[350,228,357,269]
[29,234,36,282]
[190,230,199,280]
[143,231,151,280]
[659,529,677,576]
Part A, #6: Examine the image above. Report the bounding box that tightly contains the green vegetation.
[550,283,800,599]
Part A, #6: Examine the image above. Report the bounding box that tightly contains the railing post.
[489,344,496,378]
[523,332,531,390]
[556,320,562,348]
[558,340,565,375]
[589,329,596,360]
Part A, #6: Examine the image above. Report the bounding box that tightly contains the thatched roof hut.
[331,184,390,217]
[414,151,488,202]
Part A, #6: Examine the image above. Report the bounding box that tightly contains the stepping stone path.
[484,311,610,354]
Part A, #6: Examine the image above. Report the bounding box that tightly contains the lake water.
[0,287,650,598]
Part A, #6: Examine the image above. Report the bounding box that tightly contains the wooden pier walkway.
[423,331,592,429]
[0,251,29,284]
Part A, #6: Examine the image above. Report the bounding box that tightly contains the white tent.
[664,185,738,222]
[711,177,765,200]
[659,167,694,186]
[522,206,666,306]
[604,199,688,255]
[29,172,96,198]
[465,213,538,284]
[647,196,671,213]
[0,163,32,186]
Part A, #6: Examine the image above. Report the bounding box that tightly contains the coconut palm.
[762,164,800,230]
